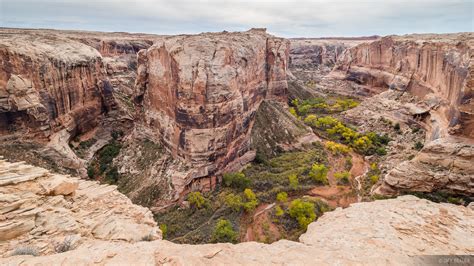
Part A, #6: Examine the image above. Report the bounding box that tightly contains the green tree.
[276,192,288,203]
[309,163,329,185]
[275,205,284,217]
[211,219,238,243]
[288,199,316,229]
[187,191,207,209]
[242,188,259,212]
[225,193,243,212]
[222,172,251,190]
[288,174,299,190]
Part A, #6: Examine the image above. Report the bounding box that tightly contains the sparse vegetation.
[334,171,350,185]
[211,219,238,243]
[288,174,299,190]
[11,246,38,257]
[309,163,329,185]
[188,191,208,209]
[276,192,288,203]
[288,199,316,230]
[54,236,75,253]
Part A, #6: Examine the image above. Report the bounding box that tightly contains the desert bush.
[370,175,379,184]
[276,192,288,203]
[325,141,351,155]
[288,174,299,190]
[211,219,238,243]
[334,171,350,185]
[222,172,251,190]
[54,236,75,253]
[393,123,401,132]
[242,188,259,212]
[303,114,318,126]
[159,224,168,239]
[288,199,316,229]
[345,156,353,170]
[11,246,38,256]
[188,192,208,209]
[225,193,243,212]
[309,163,329,185]
[414,141,424,150]
[275,205,285,217]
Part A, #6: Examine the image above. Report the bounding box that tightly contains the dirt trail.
[242,203,280,242]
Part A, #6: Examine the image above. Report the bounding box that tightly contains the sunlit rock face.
[135,29,289,182]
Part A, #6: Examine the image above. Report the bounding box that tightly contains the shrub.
[325,141,351,155]
[159,224,168,239]
[87,165,95,178]
[352,136,373,153]
[187,192,207,209]
[375,147,387,156]
[225,193,243,212]
[309,163,329,185]
[414,141,424,151]
[288,199,316,229]
[315,116,339,129]
[345,156,353,170]
[334,99,359,110]
[370,175,379,184]
[242,188,259,212]
[275,205,284,217]
[11,246,38,256]
[334,171,350,185]
[211,219,238,243]
[393,123,401,131]
[222,172,251,190]
[54,236,75,253]
[289,107,298,118]
[288,174,299,190]
[276,192,288,203]
[303,114,318,126]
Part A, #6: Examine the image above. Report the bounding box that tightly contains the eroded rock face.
[335,33,474,197]
[1,171,472,266]
[336,33,473,139]
[0,31,115,140]
[135,29,289,187]
[0,158,160,256]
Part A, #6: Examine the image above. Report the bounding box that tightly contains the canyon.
[0,27,473,264]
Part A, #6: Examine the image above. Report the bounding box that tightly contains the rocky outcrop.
[134,29,289,191]
[0,30,115,140]
[1,173,472,265]
[335,33,474,197]
[374,136,474,196]
[0,158,160,257]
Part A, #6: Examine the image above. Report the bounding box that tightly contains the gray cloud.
[1,0,472,37]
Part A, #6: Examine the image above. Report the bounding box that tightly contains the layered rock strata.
[0,158,160,257]
[0,32,114,139]
[1,161,472,266]
[334,33,474,196]
[134,29,289,189]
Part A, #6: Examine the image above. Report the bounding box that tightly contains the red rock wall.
[135,29,289,179]
[0,35,114,139]
[337,34,473,138]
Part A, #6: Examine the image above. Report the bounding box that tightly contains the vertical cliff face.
[0,32,114,140]
[334,33,474,197]
[135,29,289,181]
[337,34,473,139]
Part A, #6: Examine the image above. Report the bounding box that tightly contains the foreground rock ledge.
[1,160,472,265]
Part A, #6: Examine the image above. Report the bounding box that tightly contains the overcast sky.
[1,0,472,37]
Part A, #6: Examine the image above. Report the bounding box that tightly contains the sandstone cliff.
[334,33,474,197]
[1,160,472,265]
[0,30,115,140]
[134,29,289,191]
[0,158,160,257]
